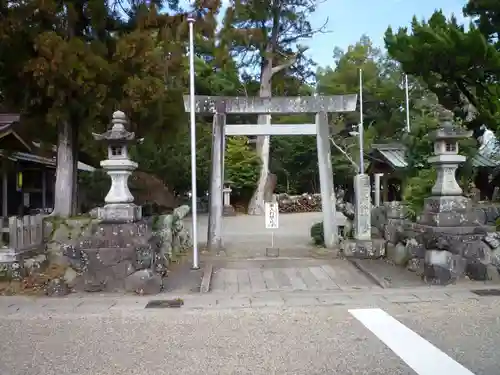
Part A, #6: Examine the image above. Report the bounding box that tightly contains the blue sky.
[183,0,470,67]
[307,0,469,67]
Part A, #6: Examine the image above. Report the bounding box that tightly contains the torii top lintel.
[183,95,358,114]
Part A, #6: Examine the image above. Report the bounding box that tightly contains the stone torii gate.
[183,95,358,252]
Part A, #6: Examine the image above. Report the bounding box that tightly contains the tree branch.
[329,137,360,173]
[279,17,330,45]
[271,54,298,75]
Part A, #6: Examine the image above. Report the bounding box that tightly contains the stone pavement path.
[211,258,377,294]
[186,212,345,257]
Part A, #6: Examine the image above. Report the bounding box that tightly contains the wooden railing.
[0,214,44,251]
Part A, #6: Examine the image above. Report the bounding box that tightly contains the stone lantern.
[222,180,236,216]
[92,110,142,223]
[427,110,472,196]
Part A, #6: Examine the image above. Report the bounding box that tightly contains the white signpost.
[265,202,279,255]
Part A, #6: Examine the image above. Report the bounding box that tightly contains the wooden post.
[8,216,17,249]
[22,216,30,247]
[207,104,226,252]
[374,173,383,207]
[315,111,337,248]
[382,175,389,202]
[2,164,7,217]
[41,168,47,210]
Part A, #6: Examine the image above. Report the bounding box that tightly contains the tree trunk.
[52,121,76,217]
[247,59,273,215]
[71,123,79,215]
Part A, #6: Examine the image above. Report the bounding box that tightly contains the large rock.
[46,278,71,296]
[371,205,387,233]
[459,240,492,263]
[341,239,385,258]
[125,269,163,295]
[407,258,425,275]
[474,204,500,225]
[465,262,500,281]
[423,250,467,285]
[386,242,410,266]
[45,217,99,262]
[383,218,404,243]
[63,267,78,287]
[405,238,426,259]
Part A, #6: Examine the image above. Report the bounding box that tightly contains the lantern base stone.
[98,203,142,223]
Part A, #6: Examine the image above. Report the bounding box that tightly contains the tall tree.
[0,0,185,217]
[316,36,417,180]
[384,3,500,131]
[219,0,326,215]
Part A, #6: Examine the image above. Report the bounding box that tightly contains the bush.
[402,168,436,219]
[310,222,324,246]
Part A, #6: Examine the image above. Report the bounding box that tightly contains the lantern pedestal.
[97,159,142,223]
[98,203,142,223]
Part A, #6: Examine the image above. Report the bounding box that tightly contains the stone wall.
[45,217,100,265]
[377,201,500,283]
[43,205,193,295]
[1,205,193,296]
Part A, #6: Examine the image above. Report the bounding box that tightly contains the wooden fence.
[0,214,44,251]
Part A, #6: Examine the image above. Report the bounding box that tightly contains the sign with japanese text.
[265,202,279,229]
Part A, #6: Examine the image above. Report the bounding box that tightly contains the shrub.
[310,222,324,246]
[402,168,436,218]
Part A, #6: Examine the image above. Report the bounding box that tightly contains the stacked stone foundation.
[376,200,500,285]
[61,221,166,293]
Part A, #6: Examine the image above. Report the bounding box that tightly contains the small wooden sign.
[265,202,279,229]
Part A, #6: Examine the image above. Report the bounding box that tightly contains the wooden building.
[366,142,500,202]
[0,113,96,217]
[366,143,407,202]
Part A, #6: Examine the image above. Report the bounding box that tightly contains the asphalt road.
[0,293,499,375]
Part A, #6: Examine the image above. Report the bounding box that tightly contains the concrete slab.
[200,263,213,293]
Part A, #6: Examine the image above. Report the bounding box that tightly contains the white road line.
[349,308,476,375]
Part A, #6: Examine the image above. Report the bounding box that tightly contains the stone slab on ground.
[350,258,425,288]
[162,253,204,293]
[210,258,377,294]
[351,258,500,289]
[341,239,386,258]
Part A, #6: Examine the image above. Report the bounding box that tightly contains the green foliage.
[401,99,478,215]
[78,170,110,212]
[132,122,212,195]
[220,0,319,80]
[0,0,180,134]
[402,168,436,219]
[225,136,260,200]
[310,222,324,246]
[384,4,500,130]
[317,35,421,142]
[270,135,319,193]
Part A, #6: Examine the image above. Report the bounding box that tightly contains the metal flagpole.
[359,68,364,174]
[405,74,411,133]
[187,15,199,270]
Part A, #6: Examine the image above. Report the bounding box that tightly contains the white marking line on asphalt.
[349,308,476,375]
